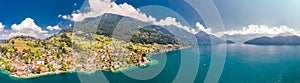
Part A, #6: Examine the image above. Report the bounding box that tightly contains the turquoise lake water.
[1,44,300,83]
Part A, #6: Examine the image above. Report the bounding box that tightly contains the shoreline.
[1,63,153,79]
[0,55,154,79]
[0,69,77,79]
[0,46,191,79]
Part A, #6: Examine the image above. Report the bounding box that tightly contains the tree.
[10,67,17,72]
[60,63,67,71]
[4,65,10,71]
[11,40,15,44]
[44,57,48,65]
[35,68,41,74]
[47,64,52,71]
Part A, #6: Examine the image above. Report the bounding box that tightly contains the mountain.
[0,40,6,43]
[195,31,234,45]
[244,35,300,45]
[61,13,180,45]
[224,34,264,43]
[61,13,234,45]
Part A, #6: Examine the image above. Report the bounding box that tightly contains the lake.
[1,44,300,83]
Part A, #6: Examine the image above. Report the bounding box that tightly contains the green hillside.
[0,14,184,78]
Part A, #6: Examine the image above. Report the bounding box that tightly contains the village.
[0,34,182,78]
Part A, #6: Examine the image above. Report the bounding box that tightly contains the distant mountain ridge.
[195,31,234,44]
[244,35,300,45]
[0,40,6,43]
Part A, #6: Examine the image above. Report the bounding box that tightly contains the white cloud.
[0,22,4,31]
[62,0,156,23]
[153,17,213,35]
[58,14,62,18]
[221,24,300,36]
[195,22,212,34]
[11,18,48,33]
[153,17,193,33]
[106,2,156,22]
[0,18,59,40]
[46,25,61,31]
[62,15,68,19]
[153,18,217,35]
[0,30,51,40]
[62,0,113,21]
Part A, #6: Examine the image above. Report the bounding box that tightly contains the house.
[31,64,39,72]
[22,53,29,56]
[42,54,47,57]
[26,64,33,72]
[12,70,27,77]
[52,62,61,69]
[6,52,10,58]
[67,66,75,71]
[76,64,82,68]
[11,61,26,70]
[49,60,56,65]
[36,59,45,64]
[40,67,48,73]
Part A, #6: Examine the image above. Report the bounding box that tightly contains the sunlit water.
[1,44,300,83]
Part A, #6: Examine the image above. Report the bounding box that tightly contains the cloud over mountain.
[222,25,300,36]
[215,24,300,42]
[195,22,212,34]
[62,0,112,22]
[46,25,61,31]
[62,0,156,23]
[61,0,207,35]
[153,17,194,33]
[0,31,51,40]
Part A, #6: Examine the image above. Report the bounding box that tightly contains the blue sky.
[1,0,299,29]
[0,0,205,34]
[1,0,300,39]
[0,0,84,29]
[213,0,300,29]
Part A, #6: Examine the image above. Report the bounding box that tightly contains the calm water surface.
[1,44,300,83]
